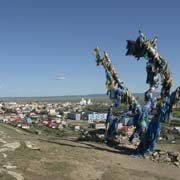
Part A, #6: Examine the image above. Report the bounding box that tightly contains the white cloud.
[55,73,66,80]
[55,76,66,80]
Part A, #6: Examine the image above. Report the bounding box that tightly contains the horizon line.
[0,92,159,99]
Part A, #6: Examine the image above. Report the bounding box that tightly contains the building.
[67,113,81,120]
[26,117,32,124]
[87,99,92,105]
[80,98,87,106]
[21,123,30,129]
[49,109,56,116]
[85,112,107,123]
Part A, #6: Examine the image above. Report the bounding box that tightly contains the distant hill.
[0,94,108,103]
[0,92,160,103]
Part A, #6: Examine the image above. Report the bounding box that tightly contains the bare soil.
[0,124,179,180]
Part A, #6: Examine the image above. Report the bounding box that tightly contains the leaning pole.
[92,31,180,155]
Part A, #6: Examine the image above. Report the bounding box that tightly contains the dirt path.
[0,124,179,180]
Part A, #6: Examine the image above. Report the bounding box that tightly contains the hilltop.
[0,93,151,103]
[0,123,180,180]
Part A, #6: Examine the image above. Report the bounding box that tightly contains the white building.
[87,99,92,105]
[80,98,87,106]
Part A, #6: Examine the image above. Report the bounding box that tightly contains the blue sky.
[0,0,179,97]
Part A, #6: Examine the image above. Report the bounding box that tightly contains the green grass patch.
[169,120,180,126]
[0,172,16,180]
[44,161,71,172]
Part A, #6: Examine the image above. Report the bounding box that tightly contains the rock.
[159,137,163,140]
[3,142,21,150]
[152,151,159,161]
[176,156,180,162]
[0,148,9,153]
[122,136,127,140]
[0,142,21,152]
[150,157,155,161]
[0,138,7,144]
[0,169,24,180]
[24,141,40,150]
[158,155,168,163]
[153,152,158,157]
[168,151,175,156]
[86,134,92,139]
[7,170,24,180]
[174,161,180,167]
[35,130,42,135]
[172,127,180,134]
[153,155,159,161]
[125,144,135,149]
[96,134,104,139]
[165,134,175,141]
[74,125,80,131]
[164,157,171,163]
[2,153,7,158]
[3,165,17,169]
[168,152,179,162]
[158,150,167,155]
[144,155,150,160]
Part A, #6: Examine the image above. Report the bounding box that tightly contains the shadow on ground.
[39,133,136,156]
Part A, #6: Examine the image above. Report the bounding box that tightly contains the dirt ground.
[0,124,179,180]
